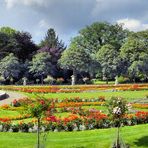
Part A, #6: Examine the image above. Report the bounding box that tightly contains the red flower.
[40,100,45,105]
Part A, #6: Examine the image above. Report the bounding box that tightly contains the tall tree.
[96,44,120,83]
[59,39,92,84]
[29,52,51,84]
[0,32,10,59]
[120,30,148,82]
[78,22,129,53]
[38,28,66,77]
[0,53,21,83]
[9,31,38,61]
[0,27,16,36]
[40,28,65,50]
[0,27,38,62]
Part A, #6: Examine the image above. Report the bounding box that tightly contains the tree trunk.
[116,126,120,148]
[41,75,44,85]
[106,77,108,84]
[72,69,77,85]
[37,118,40,148]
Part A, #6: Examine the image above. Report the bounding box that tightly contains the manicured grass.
[25,90,148,101]
[0,124,148,148]
[12,118,35,124]
[92,80,114,85]
[82,105,107,112]
[0,109,20,118]
[55,112,72,118]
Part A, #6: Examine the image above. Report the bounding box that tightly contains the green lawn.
[0,109,20,118]
[0,124,148,148]
[25,90,148,102]
[55,112,72,118]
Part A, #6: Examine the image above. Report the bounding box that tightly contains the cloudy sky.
[0,0,148,45]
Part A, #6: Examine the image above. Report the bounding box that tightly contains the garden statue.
[23,77,27,86]
[115,76,118,85]
[71,75,75,85]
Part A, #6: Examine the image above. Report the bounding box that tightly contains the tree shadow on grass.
[134,136,148,147]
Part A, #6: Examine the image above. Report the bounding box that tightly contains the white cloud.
[4,0,48,8]
[117,18,148,31]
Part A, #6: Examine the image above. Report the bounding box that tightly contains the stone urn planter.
[0,90,7,100]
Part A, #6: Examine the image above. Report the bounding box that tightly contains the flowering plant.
[106,97,131,148]
[106,97,130,124]
[25,98,51,148]
[27,99,50,118]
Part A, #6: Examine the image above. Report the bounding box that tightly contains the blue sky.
[0,0,148,45]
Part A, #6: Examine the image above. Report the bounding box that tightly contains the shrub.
[44,75,56,85]
[56,78,64,85]
[118,76,130,84]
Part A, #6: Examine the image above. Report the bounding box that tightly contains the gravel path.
[0,91,26,105]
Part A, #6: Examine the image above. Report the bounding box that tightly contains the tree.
[96,44,120,83]
[9,31,38,61]
[0,27,38,62]
[77,22,129,53]
[0,32,10,60]
[25,98,50,148]
[120,31,148,82]
[0,27,16,36]
[40,28,65,49]
[59,39,92,84]
[106,97,130,148]
[38,28,66,77]
[68,22,130,79]
[0,53,21,83]
[0,27,16,59]
[29,52,51,84]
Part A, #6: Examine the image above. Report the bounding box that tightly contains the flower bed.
[0,110,148,132]
[0,84,148,93]
[0,95,148,132]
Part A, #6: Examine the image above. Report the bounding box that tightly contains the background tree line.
[0,22,147,85]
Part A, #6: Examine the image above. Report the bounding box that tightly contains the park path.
[0,91,26,105]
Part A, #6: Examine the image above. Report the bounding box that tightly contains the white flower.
[126,103,132,110]
[54,129,58,132]
[73,126,78,131]
[28,128,33,133]
[41,126,45,132]
[113,107,121,115]
[89,124,94,129]
[79,124,86,131]
[9,128,13,132]
[32,125,38,132]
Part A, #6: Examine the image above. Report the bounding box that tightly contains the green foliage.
[29,52,51,78]
[120,30,148,81]
[78,22,129,53]
[44,75,55,84]
[96,44,120,80]
[0,28,37,62]
[0,53,21,80]
[117,76,129,84]
[40,28,65,50]
[59,40,92,72]
[0,27,16,36]
[27,99,50,118]
[106,97,129,118]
